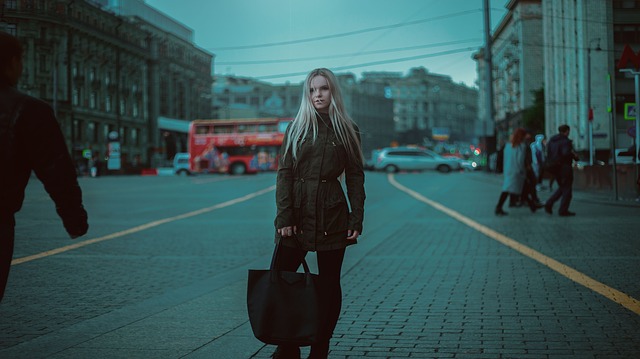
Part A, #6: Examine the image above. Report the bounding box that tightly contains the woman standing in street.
[495,128,531,215]
[272,68,366,359]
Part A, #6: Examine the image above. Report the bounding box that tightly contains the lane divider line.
[388,174,640,316]
[12,185,276,266]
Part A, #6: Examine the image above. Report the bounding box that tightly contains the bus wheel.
[230,163,246,175]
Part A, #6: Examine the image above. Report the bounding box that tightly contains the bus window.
[196,125,209,135]
[238,124,258,133]
[214,125,234,134]
[258,124,277,133]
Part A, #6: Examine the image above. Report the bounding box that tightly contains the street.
[1,171,639,358]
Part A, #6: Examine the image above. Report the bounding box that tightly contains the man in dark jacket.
[544,124,579,216]
[0,32,88,302]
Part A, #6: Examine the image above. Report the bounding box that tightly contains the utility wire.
[217,39,482,65]
[254,47,477,80]
[211,9,481,51]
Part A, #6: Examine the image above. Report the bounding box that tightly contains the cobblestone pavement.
[1,171,639,358]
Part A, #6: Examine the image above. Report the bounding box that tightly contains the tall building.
[362,67,479,146]
[1,0,213,170]
[336,74,394,158]
[213,75,302,119]
[543,0,611,154]
[474,0,544,145]
[479,0,640,160]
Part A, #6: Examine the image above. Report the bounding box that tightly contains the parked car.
[173,152,192,176]
[373,147,461,173]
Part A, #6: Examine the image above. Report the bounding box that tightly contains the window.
[87,122,96,142]
[132,101,139,117]
[6,24,17,36]
[105,94,111,112]
[5,0,17,9]
[613,0,640,8]
[119,99,126,116]
[131,128,139,146]
[195,125,209,135]
[74,120,83,141]
[238,124,258,133]
[72,88,79,106]
[213,125,234,134]
[258,124,277,133]
[90,92,97,109]
[614,24,640,43]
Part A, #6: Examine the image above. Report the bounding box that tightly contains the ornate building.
[212,73,394,159]
[474,0,544,146]
[361,67,479,145]
[1,0,213,170]
[477,0,640,161]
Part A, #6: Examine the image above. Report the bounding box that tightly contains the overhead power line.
[253,47,477,80]
[211,9,481,51]
[216,39,483,65]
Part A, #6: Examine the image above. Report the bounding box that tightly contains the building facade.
[212,73,394,159]
[475,0,544,146]
[213,75,302,120]
[1,0,213,171]
[478,0,640,160]
[362,67,479,146]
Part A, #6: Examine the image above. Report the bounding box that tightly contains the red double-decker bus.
[188,118,292,175]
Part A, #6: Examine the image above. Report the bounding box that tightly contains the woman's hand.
[347,229,360,240]
[277,226,297,237]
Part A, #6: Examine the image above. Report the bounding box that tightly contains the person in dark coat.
[544,124,579,216]
[0,32,88,302]
[495,128,530,215]
[273,68,365,359]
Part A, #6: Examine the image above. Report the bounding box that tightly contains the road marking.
[11,185,276,266]
[388,174,640,316]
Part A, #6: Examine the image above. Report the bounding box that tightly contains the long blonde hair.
[284,68,363,163]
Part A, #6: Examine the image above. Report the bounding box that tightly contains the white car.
[373,147,461,173]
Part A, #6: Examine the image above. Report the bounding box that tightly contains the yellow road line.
[388,174,640,316]
[12,185,276,266]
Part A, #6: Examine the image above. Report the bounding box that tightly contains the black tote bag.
[247,242,320,346]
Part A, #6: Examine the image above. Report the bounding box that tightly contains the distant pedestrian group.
[495,125,578,217]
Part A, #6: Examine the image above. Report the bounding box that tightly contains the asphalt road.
[1,170,639,358]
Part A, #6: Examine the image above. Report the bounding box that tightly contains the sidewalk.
[476,170,640,207]
[2,171,638,359]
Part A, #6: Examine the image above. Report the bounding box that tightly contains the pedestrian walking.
[544,124,579,216]
[272,68,365,359]
[521,133,544,210]
[495,128,534,215]
[0,32,88,302]
[531,134,546,190]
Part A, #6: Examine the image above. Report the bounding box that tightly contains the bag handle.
[270,237,311,274]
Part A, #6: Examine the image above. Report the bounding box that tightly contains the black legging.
[0,216,16,303]
[272,245,346,348]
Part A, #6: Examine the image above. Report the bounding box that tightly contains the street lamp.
[587,38,602,166]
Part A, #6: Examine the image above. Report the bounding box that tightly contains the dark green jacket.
[275,115,365,251]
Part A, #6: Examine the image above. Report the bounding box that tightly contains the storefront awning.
[158,116,190,133]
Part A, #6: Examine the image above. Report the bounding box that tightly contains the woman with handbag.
[273,68,366,359]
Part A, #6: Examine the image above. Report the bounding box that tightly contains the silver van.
[373,147,461,173]
[173,152,191,176]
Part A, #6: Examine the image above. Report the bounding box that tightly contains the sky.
[145,0,510,87]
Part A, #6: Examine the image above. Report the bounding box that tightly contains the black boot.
[273,345,301,359]
[495,192,509,216]
[308,341,330,359]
